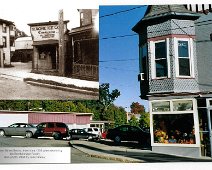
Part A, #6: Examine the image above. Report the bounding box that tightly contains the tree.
[128,115,139,127]
[139,112,150,128]
[130,102,145,114]
[130,101,150,128]
[98,83,120,118]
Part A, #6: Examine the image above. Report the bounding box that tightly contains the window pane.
[152,101,170,112]
[156,59,167,77]
[178,41,189,57]
[173,100,193,111]
[153,114,195,144]
[155,41,166,59]
[179,58,190,76]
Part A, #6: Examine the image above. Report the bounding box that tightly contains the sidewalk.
[0,62,99,96]
[70,140,212,163]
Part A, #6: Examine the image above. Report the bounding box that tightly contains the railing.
[72,63,98,81]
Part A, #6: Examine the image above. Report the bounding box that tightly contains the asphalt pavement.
[70,139,212,163]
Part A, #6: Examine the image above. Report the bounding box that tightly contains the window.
[150,39,170,79]
[47,123,54,128]
[152,101,170,112]
[175,38,193,77]
[151,99,197,145]
[139,43,148,79]
[3,23,7,33]
[10,38,15,47]
[155,41,167,77]
[153,114,195,144]
[173,100,193,111]
[2,37,6,48]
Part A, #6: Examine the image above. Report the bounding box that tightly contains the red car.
[36,122,69,140]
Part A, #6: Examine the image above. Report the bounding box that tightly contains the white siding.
[0,114,28,127]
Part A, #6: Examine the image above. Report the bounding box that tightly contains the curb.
[24,80,99,96]
[70,143,144,163]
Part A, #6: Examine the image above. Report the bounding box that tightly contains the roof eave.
[132,12,200,33]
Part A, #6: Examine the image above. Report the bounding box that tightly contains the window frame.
[2,37,7,48]
[150,38,170,79]
[2,23,7,33]
[150,99,200,147]
[174,38,194,78]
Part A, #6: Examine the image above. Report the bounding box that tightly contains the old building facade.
[28,9,99,81]
[0,18,15,67]
[133,5,212,158]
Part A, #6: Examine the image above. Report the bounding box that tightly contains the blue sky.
[99,5,149,111]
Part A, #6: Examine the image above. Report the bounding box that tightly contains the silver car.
[0,123,38,138]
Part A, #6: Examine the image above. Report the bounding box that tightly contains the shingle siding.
[195,13,212,92]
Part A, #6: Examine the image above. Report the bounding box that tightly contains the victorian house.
[133,5,212,158]
[0,18,15,67]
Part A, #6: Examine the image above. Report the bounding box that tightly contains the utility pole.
[58,9,65,76]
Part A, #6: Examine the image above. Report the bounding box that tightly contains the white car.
[84,127,102,139]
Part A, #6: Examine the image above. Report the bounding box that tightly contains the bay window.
[150,39,170,79]
[155,41,167,77]
[175,38,194,77]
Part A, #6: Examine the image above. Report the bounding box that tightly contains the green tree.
[128,115,139,127]
[98,83,120,119]
[139,112,150,128]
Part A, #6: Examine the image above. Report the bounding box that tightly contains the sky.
[99,6,149,111]
[0,0,99,35]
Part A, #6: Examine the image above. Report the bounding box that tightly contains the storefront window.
[153,114,195,144]
[173,100,193,111]
[152,101,170,112]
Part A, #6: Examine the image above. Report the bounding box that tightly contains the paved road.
[0,77,97,100]
[0,137,121,163]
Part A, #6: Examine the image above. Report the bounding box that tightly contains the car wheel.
[53,132,61,140]
[88,136,93,141]
[25,131,33,138]
[0,130,5,137]
[114,136,121,144]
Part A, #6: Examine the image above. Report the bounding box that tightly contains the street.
[0,136,121,163]
[0,77,97,100]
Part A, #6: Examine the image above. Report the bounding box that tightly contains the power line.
[101,34,137,40]
[100,6,147,18]
[101,66,138,72]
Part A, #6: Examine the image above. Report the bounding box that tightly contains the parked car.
[83,127,102,139]
[36,122,69,140]
[69,129,98,140]
[0,123,38,138]
[106,125,150,146]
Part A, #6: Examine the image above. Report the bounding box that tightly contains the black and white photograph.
[0,2,99,100]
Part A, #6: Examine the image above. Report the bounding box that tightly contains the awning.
[32,40,58,46]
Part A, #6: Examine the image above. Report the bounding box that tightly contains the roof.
[0,18,14,25]
[132,5,200,33]
[0,110,93,116]
[28,20,69,26]
[15,36,32,42]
